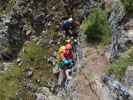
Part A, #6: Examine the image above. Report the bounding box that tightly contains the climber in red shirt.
[63,41,73,59]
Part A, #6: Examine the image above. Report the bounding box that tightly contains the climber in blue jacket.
[60,18,73,36]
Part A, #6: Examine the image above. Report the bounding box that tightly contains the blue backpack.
[63,59,70,65]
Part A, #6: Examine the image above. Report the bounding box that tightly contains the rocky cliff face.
[105,0,125,59]
[0,0,100,99]
[0,16,10,56]
[0,0,89,61]
[0,0,132,100]
[104,0,133,60]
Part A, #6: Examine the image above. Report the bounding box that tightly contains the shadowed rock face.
[0,16,9,50]
[0,13,26,61]
[0,16,11,61]
[0,0,96,61]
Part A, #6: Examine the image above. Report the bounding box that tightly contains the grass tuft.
[106,47,133,79]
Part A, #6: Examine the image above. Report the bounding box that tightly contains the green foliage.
[19,41,53,83]
[121,0,133,12]
[107,48,133,79]
[0,0,16,15]
[19,41,47,65]
[81,9,111,45]
[50,32,59,39]
[0,63,22,100]
[0,41,53,99]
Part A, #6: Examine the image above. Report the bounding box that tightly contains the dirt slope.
[73,35,111,100]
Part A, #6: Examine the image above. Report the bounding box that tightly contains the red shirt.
[63,50,73,59]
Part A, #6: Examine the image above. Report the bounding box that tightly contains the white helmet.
[68,18,73,22]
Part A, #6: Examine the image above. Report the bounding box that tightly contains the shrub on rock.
[81,9,111,45]
[121,0,133,12]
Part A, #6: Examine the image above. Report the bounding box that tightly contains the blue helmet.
[63,59,70,65]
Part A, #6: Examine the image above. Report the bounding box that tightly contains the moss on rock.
[107,47,133,79]
[0,63,22,100]
[19,41,53,84]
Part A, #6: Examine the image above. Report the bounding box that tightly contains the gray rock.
[0,62,12,72]
[36,87,62,100]
[17,58,22,63]
[33,13,46,24]
[0,16,10,54]
[35,93,46,100]
[123,66,133,100]
[25,81,34,90]
[124,66,133,87]
[107,0,125,59]
[25,68,33,78]
[0,64,5,71]
[38,87,51,96]
[48,56,56,65]
[31,35,39,42]
[26,30,32,36]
